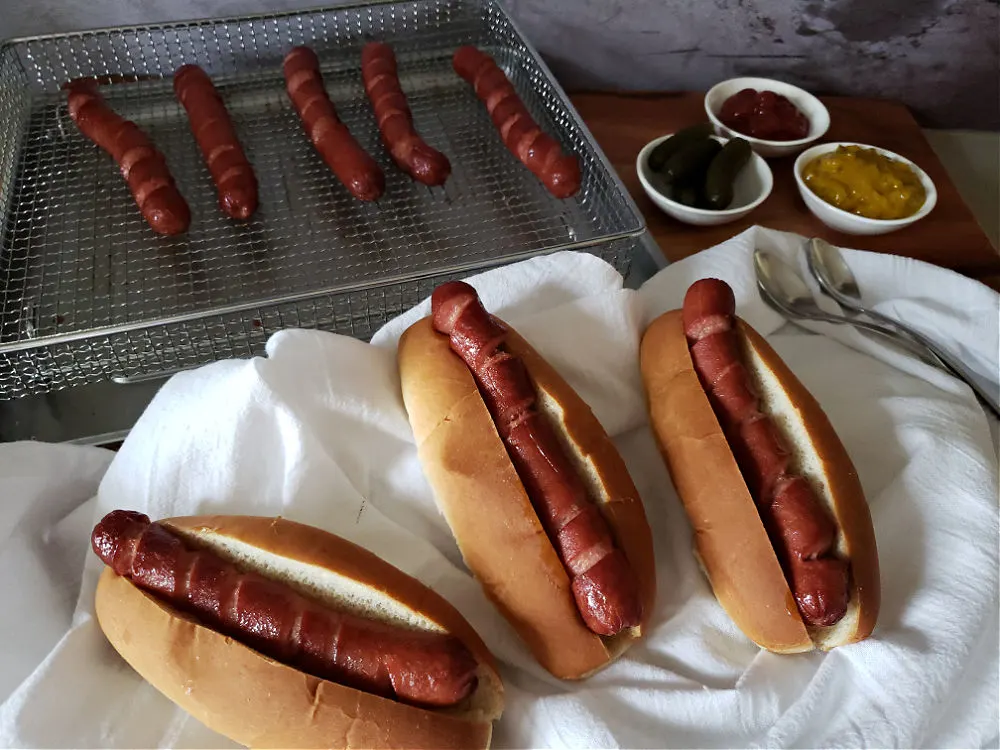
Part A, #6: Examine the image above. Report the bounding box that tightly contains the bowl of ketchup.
[705,77,830,158]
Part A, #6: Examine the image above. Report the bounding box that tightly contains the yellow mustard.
[802,145,926,220]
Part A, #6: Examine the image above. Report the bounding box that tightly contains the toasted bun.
[398,317,656,679]
[93,515,503,749]
[639,310,880,653]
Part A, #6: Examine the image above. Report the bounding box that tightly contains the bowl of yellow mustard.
[794,142,937,235]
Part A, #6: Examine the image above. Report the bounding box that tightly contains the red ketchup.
[719,88,810,141]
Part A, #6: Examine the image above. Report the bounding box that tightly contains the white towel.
[1,226,997,749]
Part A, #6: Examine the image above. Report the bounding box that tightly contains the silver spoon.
[753,249,944,367]
[806,237,1000,418]
[806,238,942,347]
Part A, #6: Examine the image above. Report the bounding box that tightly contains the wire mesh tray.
[0,0,645,399]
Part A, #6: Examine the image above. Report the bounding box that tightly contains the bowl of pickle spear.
[636,123,773,226]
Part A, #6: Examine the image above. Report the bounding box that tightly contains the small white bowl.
[794,141,937,236]
[704,77,830,159]
[635,132,773,227]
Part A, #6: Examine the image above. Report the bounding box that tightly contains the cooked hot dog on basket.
[397,281,656,680]
[361,41,452,186]
[91,510,503,749]
[283,45,385,202]
[173,64,259,221]
[451,45,581,199]
[639,278,880,652]
[66,78,191,236]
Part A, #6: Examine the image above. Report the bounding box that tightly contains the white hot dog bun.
[93,514,504,749]
[398,313,657,680]
[639,286,880,654]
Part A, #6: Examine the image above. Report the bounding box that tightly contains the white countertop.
[925,130,1000,250]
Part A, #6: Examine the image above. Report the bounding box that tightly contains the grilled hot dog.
[66,78,190,235]
[640,278,880,653]
[173,64,258,220]
[452,46,580,199]
[283,46,385,201]
[361,42,451,186]
[398,282,656,680]
[682,280,849,627]
[93,510,476,707]
[431,281,641,636]
[91,511,503,749]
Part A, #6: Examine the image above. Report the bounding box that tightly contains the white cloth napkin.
[1,226,997,749]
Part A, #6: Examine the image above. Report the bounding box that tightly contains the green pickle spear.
[661,138,723,186]
[675,185,700,207]
[703,138,753,210]
[647,123,714,173]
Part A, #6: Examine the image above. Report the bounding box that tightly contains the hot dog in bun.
[91,511,503,749]
[398,281,657,680]
[639,278,880,653]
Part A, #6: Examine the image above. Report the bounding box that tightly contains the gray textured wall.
[0,0,997,129]
[513,0,1000,130]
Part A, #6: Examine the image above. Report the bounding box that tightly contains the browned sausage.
[682,278,849,627]
[451,46,580,199]
[431,281,641,636]
[361,42,451,186]
[282,46,385,202]
[91,510,478,708]
[173,64,258,220]
[66,79,190,235]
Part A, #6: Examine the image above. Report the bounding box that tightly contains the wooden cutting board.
[571,91,1000,287]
